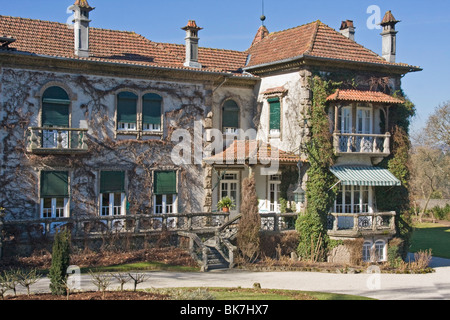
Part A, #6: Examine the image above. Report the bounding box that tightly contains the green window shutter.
[154,171,177,195]
[142,93,162,125]
[40,171,69,198]
[42,86,70,127]
[269,98,281,130]
[222,100,239,128]
[100,171,125,194]
[117,92,137,124]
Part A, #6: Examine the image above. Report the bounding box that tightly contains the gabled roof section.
[0,15,250,75]
[326,89,405,104]
[245,20,420,72]
[203,140,301,165]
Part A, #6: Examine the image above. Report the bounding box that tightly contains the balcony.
[333,132,390,156]
[26,127,89,154]
[327,211,396,238]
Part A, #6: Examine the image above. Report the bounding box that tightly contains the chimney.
[182,20,202,68]
[340,20,355,41]
[69,0,95,58]
[380,11,400,63]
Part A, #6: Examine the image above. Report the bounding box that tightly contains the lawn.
[410,222,450,259]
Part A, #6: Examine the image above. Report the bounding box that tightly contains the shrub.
[387,238,404,268]
[49,229,71,295]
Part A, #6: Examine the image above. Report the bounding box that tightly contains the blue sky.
[2,0,449,133]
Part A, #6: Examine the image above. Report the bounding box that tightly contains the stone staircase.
[179,214,241,272]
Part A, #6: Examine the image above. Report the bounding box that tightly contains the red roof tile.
[326,89,404,104]
[0,15,248,75]
[246,21,418,70]
[203,140,300,164]
[381,11,400,25]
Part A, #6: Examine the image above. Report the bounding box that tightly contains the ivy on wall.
[296,75,338,261]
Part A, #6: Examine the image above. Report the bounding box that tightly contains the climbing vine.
[296,75,338,261]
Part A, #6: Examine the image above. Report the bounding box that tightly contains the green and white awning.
[330,166,401,187]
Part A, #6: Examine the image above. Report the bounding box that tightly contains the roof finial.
[260,0,266,26]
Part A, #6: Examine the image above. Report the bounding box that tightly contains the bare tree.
[409,145,450,220]
[424,101,450,149]
[128,273,149,292]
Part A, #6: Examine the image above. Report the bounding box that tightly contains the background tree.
[237,174,261,263]
[423,101,450,149]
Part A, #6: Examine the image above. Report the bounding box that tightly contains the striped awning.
[330,166,401,187]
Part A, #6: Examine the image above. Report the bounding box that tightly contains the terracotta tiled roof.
[0,15,248,75]
[73,0,93,9]
[246,20,418,70]
[203,140,300,165]
[326,89,405,104]
[381,11,400,25]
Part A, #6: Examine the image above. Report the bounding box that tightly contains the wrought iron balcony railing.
[26,127,89,154]
[333,132,391,156]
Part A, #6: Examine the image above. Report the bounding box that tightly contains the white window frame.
[100,192,126,216]
[356,106,373,134]
[219,171,239,213]
[340,106,352,133]
[153,194,177,214]
[40,197,69,218]
[118,122,137,132]
[363,241,372,262]
[334,185,373,214]
[374,240,387,262]
[142,123,161,132]
[268,174,281,213]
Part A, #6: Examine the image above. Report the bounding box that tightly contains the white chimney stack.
[340,20,355,41]
[69,0,95,58]
[380,11,400,63]
[182,20,202,69]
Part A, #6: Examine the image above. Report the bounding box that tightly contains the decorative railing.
[26,127,89,154]
[333,132,390,155]
[327,211,396,236]
[259,212,298,232]
[2,212,232,238]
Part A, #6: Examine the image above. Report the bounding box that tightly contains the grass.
[410,222,450,259]
[151,287,375,300]
[82,261,199,274]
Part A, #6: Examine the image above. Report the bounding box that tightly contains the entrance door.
[219,172,239,213]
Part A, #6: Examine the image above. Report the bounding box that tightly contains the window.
[153,171,177,214]
[219,172,239,213]
[363,241,372,262]
[357,107,373,134]
[374,240,386,261]
[41,86,70,148]
[339,106,352,133]
[222,100,239,134]
[116,92,163,135]
[40,171,69,218]
[268,98,281,135]
[117,92,138,131]
[334,185,371,214]
[100,171,126,216]
[268,174,281,213]
[142,93,162,132]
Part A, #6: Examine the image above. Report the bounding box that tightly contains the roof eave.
[243,54,422,75]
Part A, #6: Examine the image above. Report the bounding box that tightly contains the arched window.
[42,86,70,128]
[41,86,70,148]
[142,93,162,132]
[117,92,138,131]
[362,241,372,262]
[222,100,239,134]
[375,240,386,262]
